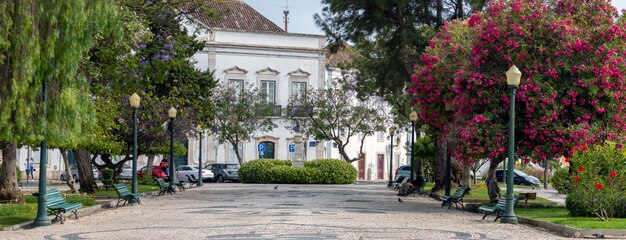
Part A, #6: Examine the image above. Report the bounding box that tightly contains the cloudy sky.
[244,0,626,35]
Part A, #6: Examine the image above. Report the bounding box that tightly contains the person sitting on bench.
[398,174,424,196]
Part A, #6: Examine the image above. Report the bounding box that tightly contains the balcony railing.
[269,104,282,116]
[287,106,310,117]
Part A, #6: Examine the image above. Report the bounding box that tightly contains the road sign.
[289,144,295,153]
[258,143,266,152]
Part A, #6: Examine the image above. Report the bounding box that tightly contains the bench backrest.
[45,189,66,207]
[450,187,469,199]
[187,174,198,182]
[113,183,131,195]
[156,178,168,187]
[494,195,523,211]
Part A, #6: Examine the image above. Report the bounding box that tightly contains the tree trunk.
[337,144,352,162]
[146,155,155,176]
[74,149,97,194]
[431,135,446,193]
[232,142,244,166]
[486,159,503,203]
[59,148,78,193]
[0,143,24,203]
[461,165,471,187]
[436,0,443,27]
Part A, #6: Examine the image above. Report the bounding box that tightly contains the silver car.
[176,165,213,182]
[118,164,133,180]
[60,165,101,181]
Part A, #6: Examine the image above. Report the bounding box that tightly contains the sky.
[244,0,626,35]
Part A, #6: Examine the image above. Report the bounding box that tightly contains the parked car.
[176,165,213,182]
[137,165,168,179]
[60,165,101,182]
[118,164,133,180]
[393,165,411,182]
[205,163,239,182]
[495,169,540,187]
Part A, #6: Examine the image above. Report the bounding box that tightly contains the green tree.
[287,78,388,162]
[210,83,276,165]
[0,0,120,202]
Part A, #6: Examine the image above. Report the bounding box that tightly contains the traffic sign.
[289,144,295,153]
[258,143,266,152]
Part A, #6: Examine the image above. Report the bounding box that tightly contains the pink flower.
[610,171,617,177]
[596,183,604,190]
[578,167,585,172]
[575,175,580,182]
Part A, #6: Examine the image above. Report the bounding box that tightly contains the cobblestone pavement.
[2,184,565,240]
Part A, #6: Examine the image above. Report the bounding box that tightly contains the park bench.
[112,183,142,207]
[173,179,185,192]
[479,195,523,221]
[186,175,201,188]
[156,178,175,195]
[393,176,409,191]
[408,179,427,197]
[45,188,83,224]
[518,192,537,204]
[440,186,471,209]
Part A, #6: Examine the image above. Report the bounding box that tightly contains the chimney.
[283,1,289,32]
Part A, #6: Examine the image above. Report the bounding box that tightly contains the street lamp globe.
[168,107,177,118]
[196,124,202,132]
[506,65,522,87]
[389,126,397,136]
[409,111,418,122]
[129,93,141,108]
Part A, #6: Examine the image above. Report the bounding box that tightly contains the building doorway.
[377,154,384,179]
[259,141,275,159]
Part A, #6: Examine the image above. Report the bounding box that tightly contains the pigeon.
[274,185,278,190]
[592,233,605,239]
[398,198,403,203]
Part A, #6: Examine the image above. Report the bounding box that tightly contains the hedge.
[239,159,357,184]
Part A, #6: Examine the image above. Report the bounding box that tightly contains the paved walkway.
[2,184,565,240]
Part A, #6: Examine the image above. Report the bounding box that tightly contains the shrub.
[139,174,157,186]
[550,166,571,194]
[101,168,115,185]
[565,143,626,221]
[240,159,356,184]
[65,193,97,206]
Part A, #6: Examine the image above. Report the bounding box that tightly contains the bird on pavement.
[274,185,278,190]
[398,198,403,203]
[592,233,605,239]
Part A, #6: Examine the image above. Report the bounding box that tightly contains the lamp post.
[129,93,141,198]
[387,126,397,188]
[444,102,454,197]
[196,125,204,186]
[501,65,521,224]
[168,107,177,192]
[33,79,51,227]
[409,111,418,181]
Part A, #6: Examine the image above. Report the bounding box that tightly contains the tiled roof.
[188,0,285,33]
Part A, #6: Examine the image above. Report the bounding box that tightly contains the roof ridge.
[189,0,285,34]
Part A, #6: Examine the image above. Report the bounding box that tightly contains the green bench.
[441,186,471,209]
[112,183,142,207]
[45,188,83,224]
[186,175,201,188]
[479,195,523,221]
[156,178,175,195]
[172,179,185,192]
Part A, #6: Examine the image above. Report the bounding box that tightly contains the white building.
[183,0,409,181]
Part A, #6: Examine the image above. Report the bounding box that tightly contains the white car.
[176,165,213,182]
[119,164,133,180]
[60,165,101,181]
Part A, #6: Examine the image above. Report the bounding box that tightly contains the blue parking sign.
[258,143,266,152]
[289,144,295,153]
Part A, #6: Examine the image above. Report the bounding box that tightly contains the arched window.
[259,141,275,159]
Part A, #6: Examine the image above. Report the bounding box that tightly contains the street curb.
[0,190,162,231]
[465,203,626,239]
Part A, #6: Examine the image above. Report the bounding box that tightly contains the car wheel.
[217,175,224,183]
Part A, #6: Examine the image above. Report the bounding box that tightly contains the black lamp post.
[409,111,418,181]
[33,79,51,227]
[168,107,177,193]
[387,126,397,188]
[196,125,204,186]
[501,65,521,224]
[129,93,141,198]
[444,103,454,197]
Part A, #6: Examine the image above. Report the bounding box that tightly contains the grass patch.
[0,203,37,227]
[516,206,626,229]
[93,184,160,198]
[422,182,552,203]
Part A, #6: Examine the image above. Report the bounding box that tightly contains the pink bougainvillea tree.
[410,0,626,200]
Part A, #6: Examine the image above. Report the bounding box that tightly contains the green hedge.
[566,191,626,218]
[239,159,356,184]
